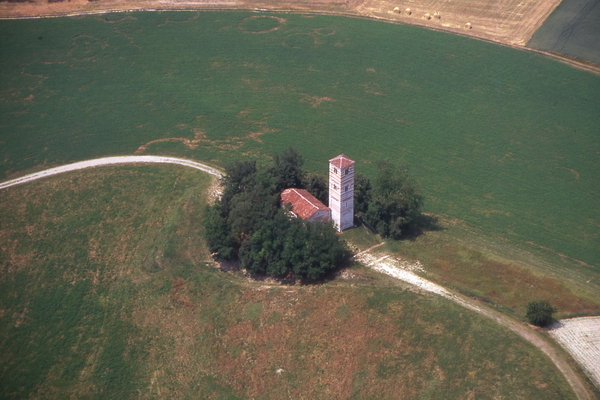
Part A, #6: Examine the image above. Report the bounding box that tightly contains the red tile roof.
[329,154,355,169]
[281,188,329,220]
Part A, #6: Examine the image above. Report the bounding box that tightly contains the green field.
[0,168,577,398]
[1,12,598,273]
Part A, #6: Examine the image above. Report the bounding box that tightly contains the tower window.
[344,185,348,192]
[344,168,349,175]
[334,168,338,174]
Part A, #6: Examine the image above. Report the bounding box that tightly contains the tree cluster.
[203,148,350,281]
[354,160,424,239]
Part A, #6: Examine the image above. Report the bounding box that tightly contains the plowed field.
[549,317,600,389]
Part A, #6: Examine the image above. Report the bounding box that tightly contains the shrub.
[526,300,557,327]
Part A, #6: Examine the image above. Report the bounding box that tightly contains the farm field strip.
[0,155,222,190]
[549,317,600,389]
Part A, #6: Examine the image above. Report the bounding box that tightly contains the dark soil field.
[528,0,600,66]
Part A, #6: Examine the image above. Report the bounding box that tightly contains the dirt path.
[356,251,598,400]
[0,155,223,191]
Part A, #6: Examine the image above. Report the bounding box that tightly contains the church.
[280,154,355,232]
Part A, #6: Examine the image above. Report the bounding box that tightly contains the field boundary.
[0,7,598,74]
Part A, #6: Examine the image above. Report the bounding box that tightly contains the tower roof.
[329,154,355,169]
[281,188,329,220]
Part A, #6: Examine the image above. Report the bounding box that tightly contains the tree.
[363,160,424,239]
[303,172,328,205]
[221,160,257,212]
[271,147,304,191]
[526,300,557,327]
[202,200,237,259]
[354,172,372,215]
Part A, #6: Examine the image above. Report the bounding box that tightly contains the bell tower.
[329,154,355,232]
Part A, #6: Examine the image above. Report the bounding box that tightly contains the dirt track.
[357,251,598,400]
[0,155,223,191]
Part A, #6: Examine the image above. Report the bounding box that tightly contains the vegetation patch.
[239,15,285,33]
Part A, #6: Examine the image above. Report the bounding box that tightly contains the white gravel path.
[355,252,482,313]
[549,317,600,388]
[0,155,223,191]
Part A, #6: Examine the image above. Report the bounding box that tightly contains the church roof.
[329,154,355,169]
[281,188,329,220]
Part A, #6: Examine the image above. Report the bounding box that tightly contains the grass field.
[1,12,598,274]
[0,168,578,398]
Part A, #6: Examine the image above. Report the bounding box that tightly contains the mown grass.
[0,12,598,273]
[0,168,579,399]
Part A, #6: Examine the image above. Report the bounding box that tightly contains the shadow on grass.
[355,213,444,241]
[402,213,444,240]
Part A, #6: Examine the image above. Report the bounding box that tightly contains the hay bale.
[465,22,472,29]
[434,12,441,19]
[405,8,412,15]
[424,13,431,20]
[393,7,400,13]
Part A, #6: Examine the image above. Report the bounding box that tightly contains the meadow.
[0,167,578,398]
[0,12,598,275]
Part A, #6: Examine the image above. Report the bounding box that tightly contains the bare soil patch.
[549,317,600,390]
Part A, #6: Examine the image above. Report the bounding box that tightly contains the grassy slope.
[0,12,598,273]
[0,168,577,399]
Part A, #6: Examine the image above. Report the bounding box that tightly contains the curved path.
[0,155,223,191]
[356,252,597,400]
[0,156,595,398]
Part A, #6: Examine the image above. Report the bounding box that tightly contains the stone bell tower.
[328,154,355,232]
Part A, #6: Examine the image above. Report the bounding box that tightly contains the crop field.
[528,0,600,66]
[0,168,578,398]
[0,12,598,276]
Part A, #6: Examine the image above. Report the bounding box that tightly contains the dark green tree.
[354,172,372,215]
[271,147,304,191]
[303,172,328,205]
[221,160,257,212]
[526,301,557,327]
[364,160,424,239]
[202,200,237,260]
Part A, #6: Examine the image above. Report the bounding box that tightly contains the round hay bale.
[393,7,400,13]
[424,13,431,20]
[405,8,412,15]
[465,22,472,29]
[434,12,441,19]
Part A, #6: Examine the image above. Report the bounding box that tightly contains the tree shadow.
[401,213,444,240]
